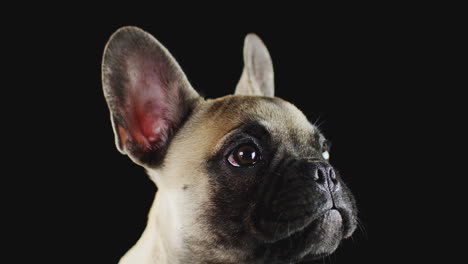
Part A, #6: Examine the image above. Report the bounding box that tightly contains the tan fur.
[101,27,335,264]
[118,95,313,264]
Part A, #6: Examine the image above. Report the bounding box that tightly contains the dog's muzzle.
[251,160,357,261]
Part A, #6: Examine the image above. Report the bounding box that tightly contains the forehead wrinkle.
[208,123,248,158]
[253,98,316,137]
[249,99,318,158]
[199,95,317,156]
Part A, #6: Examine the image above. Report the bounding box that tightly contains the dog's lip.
[335,206,356,239]
[250,208,344,243]
[297,252,330,262]
[296,209,344,261]
[254,209,344,262]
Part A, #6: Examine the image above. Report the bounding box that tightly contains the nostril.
[329,167,337,182]
[312,169,320,181]
[314,168,327,184]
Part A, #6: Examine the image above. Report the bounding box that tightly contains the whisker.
[313,114,323,126]
[356,217,368,240]
[273,211,285,239]
[313,114,326,129]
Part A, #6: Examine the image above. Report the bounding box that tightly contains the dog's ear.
[235,34,274,97]
[102,26,201,166]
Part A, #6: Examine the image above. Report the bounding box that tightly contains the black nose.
[311,162,338,192]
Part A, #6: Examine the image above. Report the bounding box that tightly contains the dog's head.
[102,27,357,263]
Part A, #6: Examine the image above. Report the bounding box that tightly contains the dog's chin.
[298,209,344,260]
[253,209,345,262]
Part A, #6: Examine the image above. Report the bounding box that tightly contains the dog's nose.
[311,162,338,192]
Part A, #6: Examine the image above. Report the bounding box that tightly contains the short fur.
[101,26,357,264]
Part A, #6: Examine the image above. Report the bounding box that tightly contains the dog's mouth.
[251,208,348,262]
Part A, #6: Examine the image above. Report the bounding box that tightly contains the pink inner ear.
[134,100,169,145]
[121,58,171,150]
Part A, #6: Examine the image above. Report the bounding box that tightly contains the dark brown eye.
[227,144,260,167]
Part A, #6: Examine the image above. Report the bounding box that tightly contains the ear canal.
[101,26,201,166]
[235,34,275,97]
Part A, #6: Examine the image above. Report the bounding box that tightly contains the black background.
[8,5,459,264]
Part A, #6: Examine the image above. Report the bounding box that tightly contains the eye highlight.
[227,143,260,167]
[321,141,330,160]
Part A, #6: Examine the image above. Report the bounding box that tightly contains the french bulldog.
[101,26,357,264]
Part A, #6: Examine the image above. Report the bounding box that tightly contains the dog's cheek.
[203,159,265,241]
[211,166,260,220]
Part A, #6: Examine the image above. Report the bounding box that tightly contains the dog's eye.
[227,144,260,167]
[321,143,330,160]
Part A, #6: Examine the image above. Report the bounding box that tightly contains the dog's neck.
[118,191,182,264]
